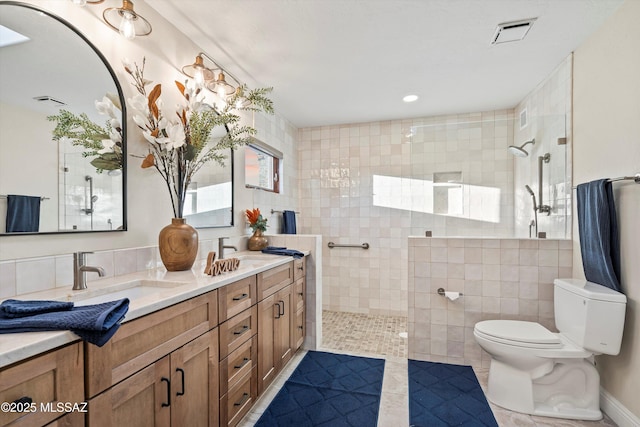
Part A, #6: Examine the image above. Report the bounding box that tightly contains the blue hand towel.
[576,179,622,292]
[282,210,297,234]
[0,299,74,318]
[6,195,41,233]
[261,246,304,259]
[0,298,129,346]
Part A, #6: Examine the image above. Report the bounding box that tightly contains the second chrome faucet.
[73,251,105,290]
[218,237,238,260]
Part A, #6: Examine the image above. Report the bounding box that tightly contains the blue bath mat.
[255,351,385,426]
[408,360,498,427]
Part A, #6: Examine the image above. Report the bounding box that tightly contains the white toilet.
[474,278,626,420]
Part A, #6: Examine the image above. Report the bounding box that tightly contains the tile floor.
[239,310,618,427]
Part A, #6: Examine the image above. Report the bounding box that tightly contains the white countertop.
[0,251,303,368]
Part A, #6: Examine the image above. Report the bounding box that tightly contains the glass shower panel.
[408,114,516,237]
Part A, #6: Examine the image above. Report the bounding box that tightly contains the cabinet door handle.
[234,357,251,370]
[233,392,250,407]
[274,303,281,319]
[232,293,249,301]
[161,377,171,407]
[176,368,185,396]
[278,300,285,316]
[233,324,250,336]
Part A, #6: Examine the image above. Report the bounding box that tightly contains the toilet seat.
[475,320,561,348]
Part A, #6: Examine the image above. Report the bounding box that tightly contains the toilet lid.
[475,320,561,346]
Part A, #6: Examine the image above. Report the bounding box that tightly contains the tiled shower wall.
[298,110,519,317]
[514,55,572,239]
[408,237,572,368]
[298,122,411,317]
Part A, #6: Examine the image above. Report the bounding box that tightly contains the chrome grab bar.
[327,242,369,249]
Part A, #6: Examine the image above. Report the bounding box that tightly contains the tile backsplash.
[0,238,226,297]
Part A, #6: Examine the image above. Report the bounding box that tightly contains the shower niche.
[433,172,463,216]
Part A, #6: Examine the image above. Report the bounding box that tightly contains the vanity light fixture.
[102,0,152,40]
[181,52,242,99]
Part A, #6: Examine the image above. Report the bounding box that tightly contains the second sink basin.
[63,279,187,306]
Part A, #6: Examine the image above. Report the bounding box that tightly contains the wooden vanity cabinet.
[257,263,295,395]
[292,257,306,351]
[218,303,258,427]
[85,291,217,398]
[87,329,219,427]
[0,343,84,427]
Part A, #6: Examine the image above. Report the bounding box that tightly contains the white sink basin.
[234,254,280,268]
[62,280,186,306]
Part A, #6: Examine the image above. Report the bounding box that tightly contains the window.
[245,141,282,193]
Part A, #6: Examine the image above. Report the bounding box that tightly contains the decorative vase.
[158,218,198,271]
[248,229,268,251]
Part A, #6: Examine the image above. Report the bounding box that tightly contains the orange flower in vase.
[246,208,268,250]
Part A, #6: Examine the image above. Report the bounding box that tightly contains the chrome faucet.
[218,237,238,259]
[73,251,106,290]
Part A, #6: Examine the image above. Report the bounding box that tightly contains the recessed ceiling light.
[403,94,418,103]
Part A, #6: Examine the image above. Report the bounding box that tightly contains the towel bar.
[327,242,370,249]
[573,173,640,189]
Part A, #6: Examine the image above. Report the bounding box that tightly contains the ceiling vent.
[491,18,537,45]
[33,96,66,107]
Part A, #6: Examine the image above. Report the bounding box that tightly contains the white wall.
[0,1,299,261]
[573,0,640,418]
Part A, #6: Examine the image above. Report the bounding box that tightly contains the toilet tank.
[554,278,627,355]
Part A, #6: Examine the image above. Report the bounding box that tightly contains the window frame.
[244,139,282,194]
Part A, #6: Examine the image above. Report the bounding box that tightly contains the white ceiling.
[147,0,623,128]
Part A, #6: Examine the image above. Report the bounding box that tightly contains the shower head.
[525,185,535,197]
[91,195,98,203]
[508,138,535,157]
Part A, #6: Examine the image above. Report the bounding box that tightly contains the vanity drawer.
[218,275,257,323]
[219,335,257,396]
[294,308,305,351]
[293,257,306,281]
[85,290,218,398]
[293,277,305,313]
[219,306,257,360]
[0,343,83,427]
[257,262,293,300]
[220,369,256,427]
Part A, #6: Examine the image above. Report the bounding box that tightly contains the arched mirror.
[0,1,127,234]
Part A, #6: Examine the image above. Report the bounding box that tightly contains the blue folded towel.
[576,179,622,292]
[0,299,74,318]
[6,195,41,233]
[282,210,297,234]
[261,246,304,259]
[0,298,129,346]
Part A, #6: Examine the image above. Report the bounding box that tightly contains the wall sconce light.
[181,52,241,99]
[102,0,152,40]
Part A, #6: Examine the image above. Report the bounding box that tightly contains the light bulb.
[71,0,87,6]
[194,68,205,87]
[119,12,136,40]
[216,83,226,100]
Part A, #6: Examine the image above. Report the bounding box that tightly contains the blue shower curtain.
[576,179,622,292]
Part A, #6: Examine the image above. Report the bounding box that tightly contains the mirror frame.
[0,1,127,235]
